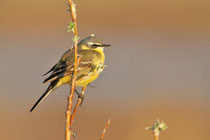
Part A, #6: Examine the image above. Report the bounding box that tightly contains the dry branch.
[64,1,111,140]
[70,85,87,126]
[100,118,111,140]
[65,0,79,140]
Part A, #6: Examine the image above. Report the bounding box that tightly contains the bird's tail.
[30,80,59,112]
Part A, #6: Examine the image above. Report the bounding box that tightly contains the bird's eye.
[91,44,100,48]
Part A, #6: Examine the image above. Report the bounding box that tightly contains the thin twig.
[100,118,111,140]
[65,0,78,140]
[70,85,87,126]
[153,132,160,140]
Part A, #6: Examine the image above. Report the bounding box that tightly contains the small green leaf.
[72,36,80,43]
[145,119,168,136]
[67,22,75,33]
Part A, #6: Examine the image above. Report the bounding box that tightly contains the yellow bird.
[30,35,110,112]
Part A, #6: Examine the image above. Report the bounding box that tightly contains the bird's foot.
[75,89,85,106]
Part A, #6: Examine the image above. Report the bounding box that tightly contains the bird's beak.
[101,44,111,47]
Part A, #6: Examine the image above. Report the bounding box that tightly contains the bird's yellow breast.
[76,72,100,86]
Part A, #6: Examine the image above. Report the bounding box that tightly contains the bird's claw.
[75,89,85,106]
[78,94,85,106]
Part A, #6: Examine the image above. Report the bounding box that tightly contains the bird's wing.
[42,64,57,76]
[43,50,96,83]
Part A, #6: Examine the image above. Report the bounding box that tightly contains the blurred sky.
[0,0,210,140]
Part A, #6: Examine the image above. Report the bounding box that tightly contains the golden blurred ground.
[1,100,209,140]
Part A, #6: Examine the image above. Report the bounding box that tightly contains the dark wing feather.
[43,62,68,83]
[42,64,57,76]
[43,69,66,83]
[62,60,92,78]
[43,50,96,84]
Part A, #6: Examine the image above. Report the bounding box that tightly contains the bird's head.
[78,34,110,51]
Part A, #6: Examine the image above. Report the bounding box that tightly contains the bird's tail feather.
[30,80,59,112]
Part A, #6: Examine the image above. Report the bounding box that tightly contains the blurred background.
[0,0,210,139]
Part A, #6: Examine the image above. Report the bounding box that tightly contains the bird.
[30,34,110,112]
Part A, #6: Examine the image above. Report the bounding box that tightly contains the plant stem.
[153,132,159,140]
[70,85,87,126]
[100,118,111,140]
[65,0,78,140]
